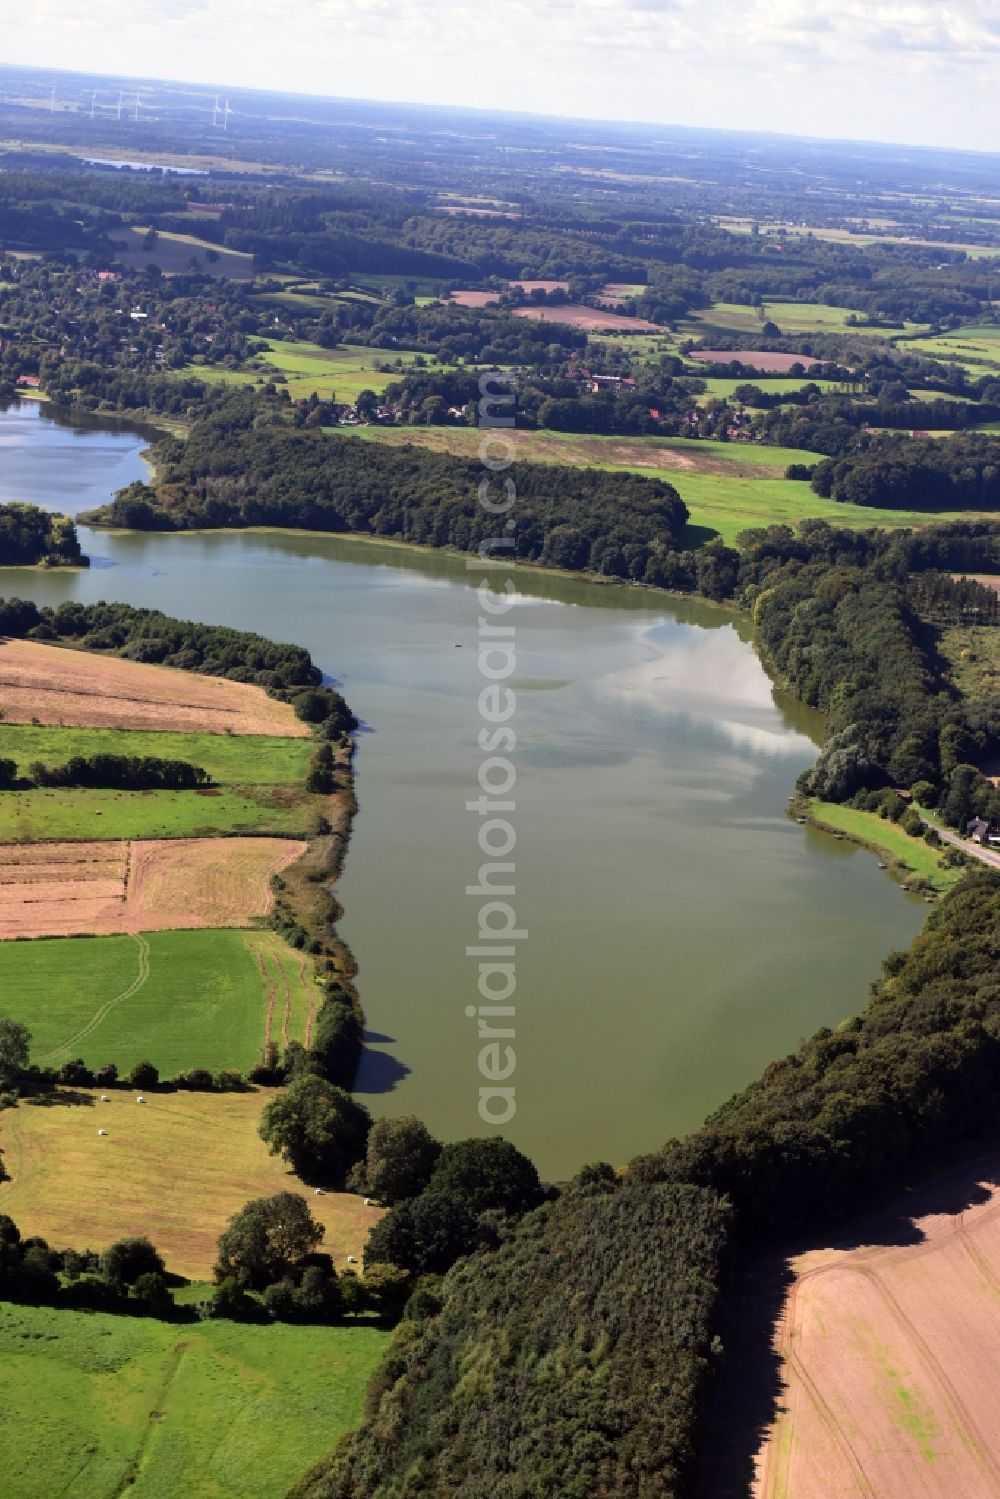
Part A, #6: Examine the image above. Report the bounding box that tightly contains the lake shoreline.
[79,517,746,613]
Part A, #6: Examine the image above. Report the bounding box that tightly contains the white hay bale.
[98,1128,108,1137]
[363,1197,372,1207]
[136,1096,145,1104]
[99,1094,109,1102]
[346,1254,358,1265]
[314,1187,324,1196]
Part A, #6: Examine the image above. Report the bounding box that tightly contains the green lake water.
[0,403,924,1177]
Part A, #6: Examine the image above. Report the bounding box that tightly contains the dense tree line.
[24,754,211,791]
[0,595,321,691]
[0,503,85,567]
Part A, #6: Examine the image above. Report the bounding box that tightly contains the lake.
[0,402,924,1177]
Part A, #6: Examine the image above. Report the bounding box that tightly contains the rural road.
[919,818,1000,871]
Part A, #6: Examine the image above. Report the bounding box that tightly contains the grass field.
[681,298,931,340]
[110,225,254,281]
[185,340,451,401]
[896,323,1000,373]
[347,424,1000,546]
[0,928,316,1072]
[0,724,312,785]
[0,784,310,841]
[0,1087,382,1277]
[0,1302,385,1499]
[697,375,850,404]
[935,623,1000,705]
[807,801,958,893]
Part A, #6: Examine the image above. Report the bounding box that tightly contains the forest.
[813,434,1000,510]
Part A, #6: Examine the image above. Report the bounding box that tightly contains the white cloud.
[2,0,999,148]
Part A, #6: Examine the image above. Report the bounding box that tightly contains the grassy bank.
[805,799,960,894]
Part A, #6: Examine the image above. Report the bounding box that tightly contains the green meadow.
[897,324,1000,374]
[0,725,312,786]
[0,785,306,841]
[697,375,851,404]
[0,1302,384,1499]
[0,928,314,1074]
[681,298,930,339]
[111,226,254,281]
[184,339,454,400]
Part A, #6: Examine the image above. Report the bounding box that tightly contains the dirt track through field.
[0,836,307,938]
[0,638,308,736]
[754,1165,1000,1499]
[40,933,150,1062]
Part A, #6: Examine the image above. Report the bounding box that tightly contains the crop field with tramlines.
[0,928,317,1074]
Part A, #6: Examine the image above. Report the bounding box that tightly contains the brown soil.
[692,349,821,374]
[447,289,501,307]
[0,836,307,938]
[0,638,309,737]
[754,1163,1000,1498]
[511,303,661,332]
[510,279,570,293]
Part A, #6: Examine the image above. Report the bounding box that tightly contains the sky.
[2,0,1000,153]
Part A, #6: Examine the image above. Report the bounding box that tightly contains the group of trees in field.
[0,1218,174,1317]
[22,754,211,792]
[0,503,85,567]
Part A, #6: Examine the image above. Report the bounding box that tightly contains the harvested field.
[0,638,308,737]
[0,836,306,938]
[754,1161,1000,1499]
[510,278,570,293]
[448,289,501,306]
[0,1087,383,1278]
[599,281,646,301]
[512,303,661,332]
[692,349,826,374]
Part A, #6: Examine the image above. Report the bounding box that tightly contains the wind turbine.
[90,91,98,120]
[49,87,56,113]
[212,95,221,127]
[222,100,233,133]
[133,92,141,122]
[117,89,124,122]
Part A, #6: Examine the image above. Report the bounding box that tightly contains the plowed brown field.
[0,638,309,736]
[0,836,307,937]
[755,1164,1000,1499]
[511,303,661,332]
